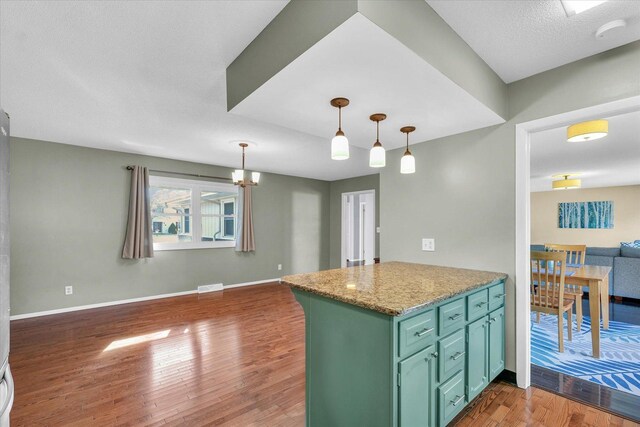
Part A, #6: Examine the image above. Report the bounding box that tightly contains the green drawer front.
[438,369,466,426]
[438,329,465,382]
[398,310,436,359]
[438,298,466,337]
[466,289,489,321]
[488,281,505,311]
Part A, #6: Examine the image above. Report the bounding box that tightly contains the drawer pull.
[451,351,465,360]
[448,313,462,321]
[450,395,464,407]
[415,327,435,337]
[475,301,487,307]
[494,293,505,298]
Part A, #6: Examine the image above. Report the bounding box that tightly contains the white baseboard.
[224,278,280,289]
[10,278,281,321]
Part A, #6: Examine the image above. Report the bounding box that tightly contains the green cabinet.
[466,317,488,401]
[399,345,436,427]
[488,306,505,381]
[293,279,506,427]
[438,370,466,426]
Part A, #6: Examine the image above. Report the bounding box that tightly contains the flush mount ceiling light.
[552,173,581,190]
[369,113,387,168]
[232,143,260,187]
[330,97,350,160]
[561,0,607,16]
[400,126,416,174]
[567,119,608,142]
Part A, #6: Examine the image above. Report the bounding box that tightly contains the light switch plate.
[422,238,435,251]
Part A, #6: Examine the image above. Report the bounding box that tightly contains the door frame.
[514,95,640,389]
[341,189,376,268]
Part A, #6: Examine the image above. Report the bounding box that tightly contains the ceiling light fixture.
[400,126,416,174]
[561,0,607,16]
[369,113,387,168]
[552,174,581,190]
[330,97,350,160]
[567,119,608,142]
[232,143,260,187]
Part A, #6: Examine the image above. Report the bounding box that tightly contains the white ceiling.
[0,0,378,181]
[427,0,640,83]
[231,13,505,151]
[530,110,640,192]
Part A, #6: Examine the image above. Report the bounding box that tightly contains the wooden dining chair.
[531,251,574,352]
[545,244,587,331]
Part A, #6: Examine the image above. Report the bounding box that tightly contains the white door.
[341,190,375,267]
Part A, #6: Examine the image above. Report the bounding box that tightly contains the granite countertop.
[281,261,508,316]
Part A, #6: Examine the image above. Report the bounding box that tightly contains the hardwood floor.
[453,381,638,427]
[9,283,639,426]
[10,284,306,426]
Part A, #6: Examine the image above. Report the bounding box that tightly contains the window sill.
[153,241,236,251]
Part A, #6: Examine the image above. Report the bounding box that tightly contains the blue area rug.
[531,312,640,396]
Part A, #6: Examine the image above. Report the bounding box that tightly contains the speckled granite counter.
[281,261,507,316]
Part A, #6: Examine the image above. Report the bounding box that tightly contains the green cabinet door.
[398,344,436,427]
[466,316,488,401]
[488,307,505,381]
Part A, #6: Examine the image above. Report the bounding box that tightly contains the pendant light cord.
[376,120,379,142]
[338,106,342,132]
[242,146,246,170]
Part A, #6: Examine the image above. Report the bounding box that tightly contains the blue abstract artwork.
[558,200,614,229]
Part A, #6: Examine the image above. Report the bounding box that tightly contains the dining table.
[564,264,612,359]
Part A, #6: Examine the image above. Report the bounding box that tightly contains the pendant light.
[369,113,387,168]
[567,119,608,142]
[232,143,260,187]
[552,174,581,190]
[400,126,416,174]
[330,98,350,160]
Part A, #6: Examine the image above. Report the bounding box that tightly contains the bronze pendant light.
[400,126,416,174]
[330,98,350,160]
[369,113,387,168]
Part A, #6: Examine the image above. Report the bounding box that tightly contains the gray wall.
[10,137,333,315]
[381,41,640,372]
[329,174,380,269]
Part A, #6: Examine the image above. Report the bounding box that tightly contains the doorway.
[341,190,376,267]
[515,95,640,403]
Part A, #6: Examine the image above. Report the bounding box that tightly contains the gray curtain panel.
[122,166,154,259]
[238,186,255,252]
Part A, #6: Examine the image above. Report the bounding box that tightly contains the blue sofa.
[531,244,640,299]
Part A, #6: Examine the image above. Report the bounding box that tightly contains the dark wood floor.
[10,283,639,426]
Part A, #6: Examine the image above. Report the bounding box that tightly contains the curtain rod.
[126,166,232,182]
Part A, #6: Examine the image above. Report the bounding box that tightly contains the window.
[149,176,238,250]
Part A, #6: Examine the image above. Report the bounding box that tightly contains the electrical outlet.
[421,238,435,252]
[277,264,282,271]
[65,285,73,295]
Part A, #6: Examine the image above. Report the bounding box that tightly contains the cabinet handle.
[448,313,462,321]
[494,294,504,298]
[415,327,434,337]
[450,395,465,407]
[490,317,498,322]
[431,351,439,358]
[475,301,487,307]
[451,351,465,360]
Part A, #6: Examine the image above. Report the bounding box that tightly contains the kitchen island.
[282,261,507,427]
